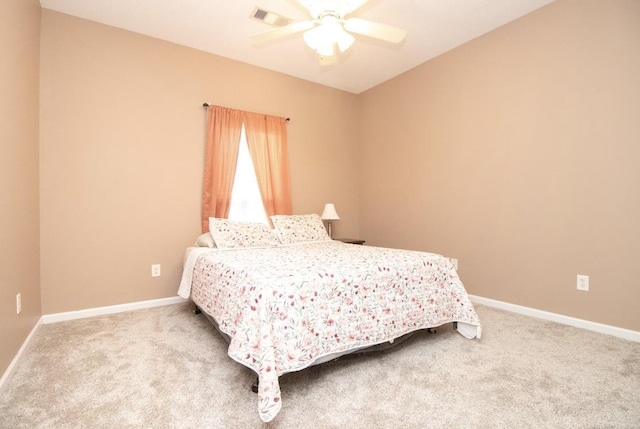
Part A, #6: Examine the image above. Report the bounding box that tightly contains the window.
[228,125,269,224]
[201,104,292,233]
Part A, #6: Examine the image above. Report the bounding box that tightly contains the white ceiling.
[39,0,555,94]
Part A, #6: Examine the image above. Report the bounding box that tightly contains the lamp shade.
[303,15,355,57]
[321,203,340,221]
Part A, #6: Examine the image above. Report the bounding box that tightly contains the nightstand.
[334,238,365,245]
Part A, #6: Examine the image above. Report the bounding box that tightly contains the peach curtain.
[201,106,243,232]
[243,112,292,219]
[201,105,292,232]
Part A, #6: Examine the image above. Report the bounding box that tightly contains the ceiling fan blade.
[251,20,315,43]
[343,17,406,44]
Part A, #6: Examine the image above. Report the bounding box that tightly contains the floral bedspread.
[178,241,481,422]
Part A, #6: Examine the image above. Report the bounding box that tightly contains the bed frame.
[193,304,456,393]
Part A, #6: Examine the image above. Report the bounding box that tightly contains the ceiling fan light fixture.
[316,40,335,57]
[302,25,323,50]
[303,15,354,56]
[299,0,368,19]
[335,30,355,52]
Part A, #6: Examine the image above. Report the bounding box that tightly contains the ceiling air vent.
[251,7,292,27]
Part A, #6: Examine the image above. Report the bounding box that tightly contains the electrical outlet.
[151,264,161,277]
[577,274,589,291]
[16,293,22,315]
[450,258,459,270]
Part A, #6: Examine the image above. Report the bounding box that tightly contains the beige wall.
[39,10,360,314]
[4,0,638,380]
[0,0,41,376]
[359,0,640,331]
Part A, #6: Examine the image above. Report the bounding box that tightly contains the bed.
[178,215,481,422]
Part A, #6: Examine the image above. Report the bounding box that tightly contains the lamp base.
[328,221,333,239]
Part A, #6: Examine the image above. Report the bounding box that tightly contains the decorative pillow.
[208,218,280,249]
[270,214,331,244]
[195,232,216,248]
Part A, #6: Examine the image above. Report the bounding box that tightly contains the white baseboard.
[41,296,187,324]
[0,317,42,391]
[470,295,640,343]
[3,294,637,392]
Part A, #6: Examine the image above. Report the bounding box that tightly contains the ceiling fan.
[251,0,407,62]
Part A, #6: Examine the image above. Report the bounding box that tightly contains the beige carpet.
[1,302,639,428]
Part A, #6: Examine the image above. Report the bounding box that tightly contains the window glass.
[228,125,268,224]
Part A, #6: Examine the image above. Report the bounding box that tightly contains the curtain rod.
[202,103,290,122]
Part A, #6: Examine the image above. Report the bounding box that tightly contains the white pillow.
[208,218,280,249]
[195,232,216,248]
[270,214,331,244]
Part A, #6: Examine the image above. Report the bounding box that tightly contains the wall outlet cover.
[151,264,161,277]
[577,274,589,291]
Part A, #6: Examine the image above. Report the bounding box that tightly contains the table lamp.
[320,203,340,238]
